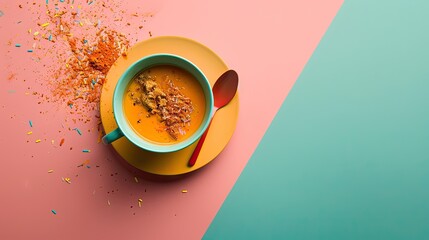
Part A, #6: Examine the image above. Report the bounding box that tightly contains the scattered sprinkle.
[138,198,143,207]
[59,138,65,146]
[27,49,33,52]
[88,1,94,5]
[107,200,111,206]
[29,120,33,127]
[15,44,21,47]
[33,31,39,36]
[134,176,139,183]
[48,169,54,173]
[82,149,90,153]
[60,0,65,2]
[28,29,32,33]
[0,10,4,17]
[41,22,50,27]
[48,35,52,41]
[35,139,41,143]
[27,131,33,135]
[51,209,57,215]
[181,189,188,193]
[51,140,55,144]
[74,128,82,135]
[63,177,71,184]
[46,0,48,5]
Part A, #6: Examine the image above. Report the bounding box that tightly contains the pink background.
[0,0,342,239]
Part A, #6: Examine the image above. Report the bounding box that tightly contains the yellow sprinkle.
[48,170,54,173]
[66,63,69,68]
[28,29,32,33]
[138,202,142,208]
[66,33,73,37]
[138,198,143,202]
[63,177,71,184]
[181,189,188,193]
[27,131,33,135]
[134,177,139,183]
[41,23,50,27]
[35,139,41,143]
[79,22,83,26]
[33,31,39,36]
[78,5,82,9]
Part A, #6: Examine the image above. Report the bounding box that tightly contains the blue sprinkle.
[15,44,21,47]
[48,35,52,41]
[83,39,88,44]
[69,104,73,109]
[29,120,33,127]
[45,0,48,4]
[82,149,90,153]
[51,209,57,215]
[27,49,33,52]
[60,0,64,2]
[86,165,91,168]
[0,10,4,17]
[74,128,82,135]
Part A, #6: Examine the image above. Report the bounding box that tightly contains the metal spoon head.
[212,70,239,108]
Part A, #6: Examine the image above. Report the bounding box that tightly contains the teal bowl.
[102,53,214,153]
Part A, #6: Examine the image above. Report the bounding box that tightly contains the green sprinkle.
[82,149,90,153]
[27,49,33,52]
[74,128,82,135]
[51,209,57,215]
[15,44,21,47]
[29,120,33,127]
[46,0,48,4]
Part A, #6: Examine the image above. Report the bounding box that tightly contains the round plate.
[100,36,239,175]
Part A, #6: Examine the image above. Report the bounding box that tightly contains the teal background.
[205,0,429,239]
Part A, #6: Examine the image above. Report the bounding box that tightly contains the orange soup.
[123,65,206,144]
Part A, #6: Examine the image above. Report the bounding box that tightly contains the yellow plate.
[100,36,239,175]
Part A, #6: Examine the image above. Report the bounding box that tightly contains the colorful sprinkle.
[41,22,50,27]
[29,120,33,127]
[27,131,33,135]
[74,128,82,135]
[63,177,71,184]
[107,200,111,206]
[33,31,39,36]
[15,44,21,47]
[27,49,33,52]
[51,140,55,144]
[60,0,65,2]
[138,198,143,207]
[59,138,65,146]
[46,0,49,4]
[134,176,139,183]
[35,139,41,143]
[82,149,90,153]
[48,169,54,173]
[51,209,57,215]
[0,10,4,17]
[181,189,188,193]
[48,34,52,41]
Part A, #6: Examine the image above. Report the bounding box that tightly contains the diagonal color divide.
[205,0,429,239]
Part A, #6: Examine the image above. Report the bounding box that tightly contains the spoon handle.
[188,120,213,167]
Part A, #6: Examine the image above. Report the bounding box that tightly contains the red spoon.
[188,70,239,167]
